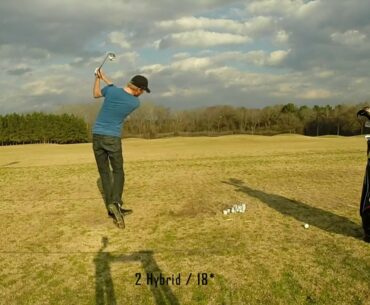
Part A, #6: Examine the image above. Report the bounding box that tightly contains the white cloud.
[268,49,291,65]
[108,31,131,49]
[299,89,334,99]
[243,16,275,35]
[157,16,274,36]
[214,49,291,66]
[275,30,289,43]
[22,80,64,96]
[173,52,190,60]
[273,83,296,96]
[6,64,32,76]
[247,0,317,16]
[205,66,281,88]
[116,52,139,65]
[157,16,242,32]
[141,64,166,74]
[295,0,320,17]
[141,57,212,73]
[171,57,212,71]
[0,44,50,67]
[161,86,208,97]
[142,49,291,77]
[157,30,251,48]
[312,68,335,79]
[246,50,270,66]
[331,30,367,46]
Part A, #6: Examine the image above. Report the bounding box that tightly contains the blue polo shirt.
[93,84,140,137]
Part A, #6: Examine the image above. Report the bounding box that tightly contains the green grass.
[0,135,370,305]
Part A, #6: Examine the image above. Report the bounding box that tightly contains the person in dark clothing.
[93,69,150,228]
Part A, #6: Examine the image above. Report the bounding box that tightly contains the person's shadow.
[94,237,180,305]
[222,178,362,239]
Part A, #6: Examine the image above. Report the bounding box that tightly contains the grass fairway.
[0,135,370,305]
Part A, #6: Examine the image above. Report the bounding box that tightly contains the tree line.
[122,102,367,138]
[0,102,368,145]
[0,112,89,145]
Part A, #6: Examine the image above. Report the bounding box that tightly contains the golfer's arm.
[93,77,102,98]
[101,74,113,86]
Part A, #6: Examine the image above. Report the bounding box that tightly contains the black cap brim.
[131,82,151,93]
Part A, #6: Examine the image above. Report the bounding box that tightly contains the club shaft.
[98,54,109,70]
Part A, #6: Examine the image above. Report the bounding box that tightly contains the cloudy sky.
[1,0,370,114]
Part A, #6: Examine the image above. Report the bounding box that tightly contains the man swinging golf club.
[92,66,150,229]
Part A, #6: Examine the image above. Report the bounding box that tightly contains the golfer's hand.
[95,69,103,79]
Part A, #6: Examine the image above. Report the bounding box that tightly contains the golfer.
[92,69,150,228]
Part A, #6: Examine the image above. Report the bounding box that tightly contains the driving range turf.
[0,135,369,305]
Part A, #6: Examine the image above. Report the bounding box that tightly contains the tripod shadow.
[223,178,362,239]
[94,237,117,305]
[94,237,180,305]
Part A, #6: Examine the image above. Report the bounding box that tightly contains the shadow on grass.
[94,237,180,305]
[94,237,116,305]
[223,178,362,239]
[1,161,20,167]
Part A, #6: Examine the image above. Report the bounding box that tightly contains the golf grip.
[95,55,108,75]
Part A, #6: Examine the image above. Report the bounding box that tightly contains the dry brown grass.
[0,135,369,305]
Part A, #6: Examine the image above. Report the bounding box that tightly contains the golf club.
[95,52,116,75]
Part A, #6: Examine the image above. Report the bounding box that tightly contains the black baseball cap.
[130,75,151,93]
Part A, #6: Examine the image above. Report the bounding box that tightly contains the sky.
[1,0,370,114]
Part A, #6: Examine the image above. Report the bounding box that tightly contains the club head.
[97,52,116,70]
[107,52,116,61]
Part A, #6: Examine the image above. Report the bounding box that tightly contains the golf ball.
[304,223,309,229]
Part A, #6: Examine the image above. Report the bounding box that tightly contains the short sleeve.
[101,84,114,97]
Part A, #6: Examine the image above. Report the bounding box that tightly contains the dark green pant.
[93,134,124,209]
